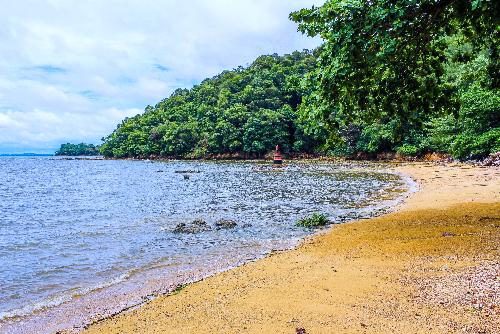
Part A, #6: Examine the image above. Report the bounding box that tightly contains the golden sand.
[84,163,499,334]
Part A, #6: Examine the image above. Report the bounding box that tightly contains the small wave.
[0,273,130,322]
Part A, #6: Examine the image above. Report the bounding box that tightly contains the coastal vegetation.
[99,1,498,160]
[296,213,331,228]
[55,143,100,156]
[100,51,326,158]
[290,0,499,160]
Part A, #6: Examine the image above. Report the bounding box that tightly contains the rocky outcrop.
[173,219,211,234]
[215,219,237,230]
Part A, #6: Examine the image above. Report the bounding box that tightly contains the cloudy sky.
[0,0,322,153]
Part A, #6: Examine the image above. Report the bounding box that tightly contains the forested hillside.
[100,51,327,158]
[101,1,498,160]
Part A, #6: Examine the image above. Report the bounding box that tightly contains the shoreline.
[82,162,499,334]
[0,161,411,334]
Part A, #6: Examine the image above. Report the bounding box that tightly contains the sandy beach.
[83,162,499,334]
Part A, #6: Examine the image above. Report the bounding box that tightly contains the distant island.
[55,143,100,156]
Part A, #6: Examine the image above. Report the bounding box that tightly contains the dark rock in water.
[215,219,237,229]
[173,219,211,233]
[173,223,188,233]
[242,223,252,228]
[191,219,207,226]
[183,174,190,180]
[174,170,201,174]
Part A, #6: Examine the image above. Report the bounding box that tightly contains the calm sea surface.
[0,157,411,333]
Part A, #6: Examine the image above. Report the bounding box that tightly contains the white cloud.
[0,0,323,153]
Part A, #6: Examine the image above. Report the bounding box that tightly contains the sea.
[0,157,413,333]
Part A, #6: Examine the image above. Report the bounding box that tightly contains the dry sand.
[83,162,499,334]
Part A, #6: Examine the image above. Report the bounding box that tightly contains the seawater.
[0,157,411,333]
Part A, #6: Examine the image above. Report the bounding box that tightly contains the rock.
[481,152,500,166]
[442,231,456,237]
[191,219,207,226]
[172,223,190,233]
[173,219,211,233]
[215,219,237,230]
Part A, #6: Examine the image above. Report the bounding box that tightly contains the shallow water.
[0,157,410,333]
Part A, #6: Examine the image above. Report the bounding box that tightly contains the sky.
[0,0,323,154]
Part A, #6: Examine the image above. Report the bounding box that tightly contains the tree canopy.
[55,143,100,156]
[100,51,327,158]
[289,0,499,159]
[290,0,498,128]
[97,1,498,161]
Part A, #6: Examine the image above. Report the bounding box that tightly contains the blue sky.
[0,0,322,154]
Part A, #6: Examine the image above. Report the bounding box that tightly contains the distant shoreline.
[0,153,53,157]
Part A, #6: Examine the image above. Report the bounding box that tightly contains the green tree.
[290,0,498,133]
[100,50,324,158]
[55,143,99,156]
[290,0,499,159]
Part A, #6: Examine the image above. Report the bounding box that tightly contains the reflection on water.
[0,157,410,333]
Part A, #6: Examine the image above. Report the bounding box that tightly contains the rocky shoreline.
[61,151,500,168]
[82,162,499,334]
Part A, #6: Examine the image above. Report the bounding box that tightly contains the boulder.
[173,219,211,233]
[215,219,237,230]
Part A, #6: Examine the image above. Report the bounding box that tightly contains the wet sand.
[83,162,499,334]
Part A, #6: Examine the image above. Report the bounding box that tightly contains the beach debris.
[404,261,499,323]
[478,216,500,222]
[174,170,201,174]
[296,328,307,334]
[215,219,237,230]
[441,231,456,237]
[173,219,211,233]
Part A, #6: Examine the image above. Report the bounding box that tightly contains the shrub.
[451,128,500,159]
[296,213,331,228]
[396,144,419,156]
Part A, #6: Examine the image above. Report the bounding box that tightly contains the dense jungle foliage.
[290,0,499,159]
[100,51,327,158]
[55,143,100,156]
[100,1,498,160]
